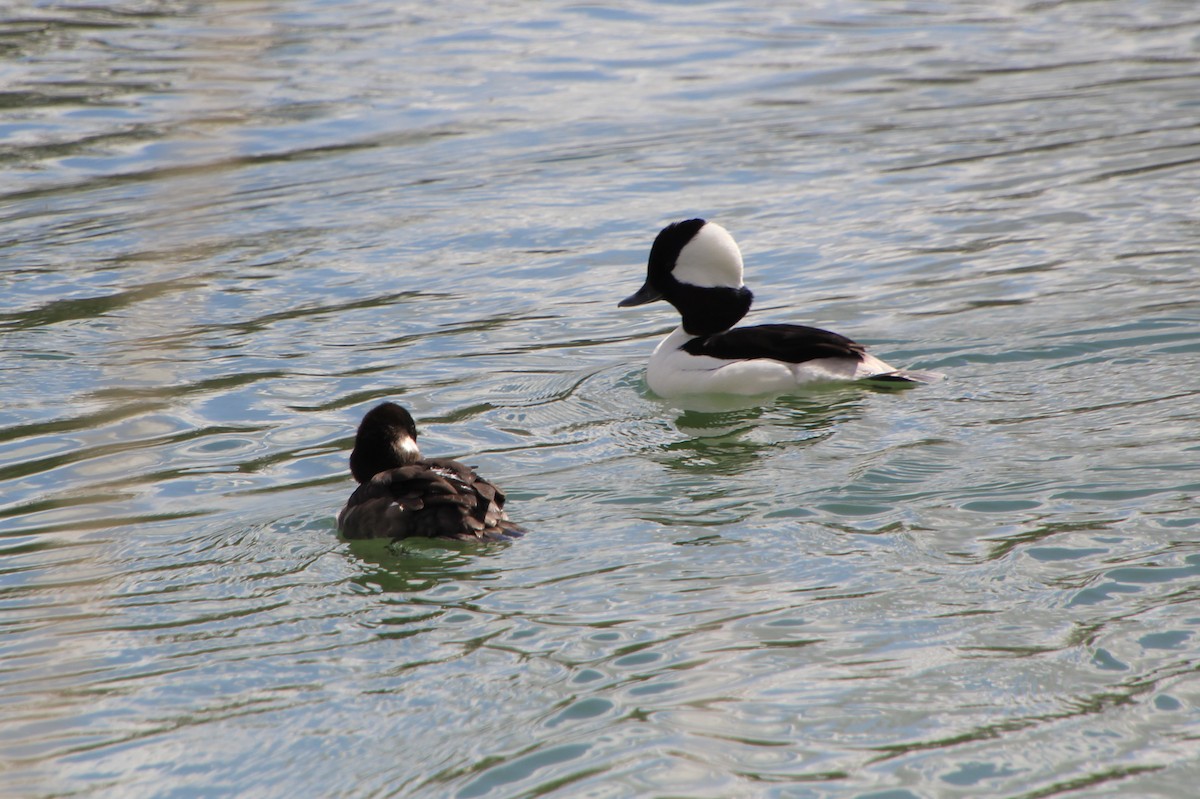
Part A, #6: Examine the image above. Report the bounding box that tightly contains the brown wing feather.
[338,459,523,542]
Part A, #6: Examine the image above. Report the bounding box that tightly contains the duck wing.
[682,323,866,364]
[338,459,523,542]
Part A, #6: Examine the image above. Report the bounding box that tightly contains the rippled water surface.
[3,2,1199,797]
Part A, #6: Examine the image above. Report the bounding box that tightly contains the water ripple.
[3,1,1200,798]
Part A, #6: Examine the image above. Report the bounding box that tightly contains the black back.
[682,323,867,364]
[338,457,523,542]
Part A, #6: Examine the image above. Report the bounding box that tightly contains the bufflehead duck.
[619,219,939,396]
[337,402,523,542]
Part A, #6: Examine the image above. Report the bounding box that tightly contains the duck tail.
[868,369,946,385]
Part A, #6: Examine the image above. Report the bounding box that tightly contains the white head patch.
[672,222,745,289]
[393,433,421,462]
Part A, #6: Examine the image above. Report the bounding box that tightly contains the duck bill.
[618,281,663,307]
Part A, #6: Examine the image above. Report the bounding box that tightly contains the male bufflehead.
[337,402,523,541]
[619,219,938,397]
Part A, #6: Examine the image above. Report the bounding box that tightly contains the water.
[2,1,1199,797]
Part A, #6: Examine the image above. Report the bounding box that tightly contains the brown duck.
[337,402,523,541]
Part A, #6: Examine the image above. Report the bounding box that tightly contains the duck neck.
[675,285,753,336]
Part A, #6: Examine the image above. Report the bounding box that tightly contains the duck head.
[619,218,754,335]
[349,401,422,483]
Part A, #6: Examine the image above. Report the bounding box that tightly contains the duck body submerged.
[621,218,939,397]
[337,402,522,542]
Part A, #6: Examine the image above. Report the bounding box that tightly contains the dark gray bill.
[618,281,662,307]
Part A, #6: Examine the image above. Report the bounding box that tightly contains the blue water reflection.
[2,1,1199,797]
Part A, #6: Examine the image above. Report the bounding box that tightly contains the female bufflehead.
[619,219,938,397]
[337,402,523,542]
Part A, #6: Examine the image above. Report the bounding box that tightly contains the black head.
[619,218,754,336]
[349,401,421,483]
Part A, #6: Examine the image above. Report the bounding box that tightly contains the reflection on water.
[347,537,509,595]
[661,393,865,477]
[3,0,1200,797]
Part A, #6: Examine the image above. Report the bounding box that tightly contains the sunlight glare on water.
[1,1,1199,797]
